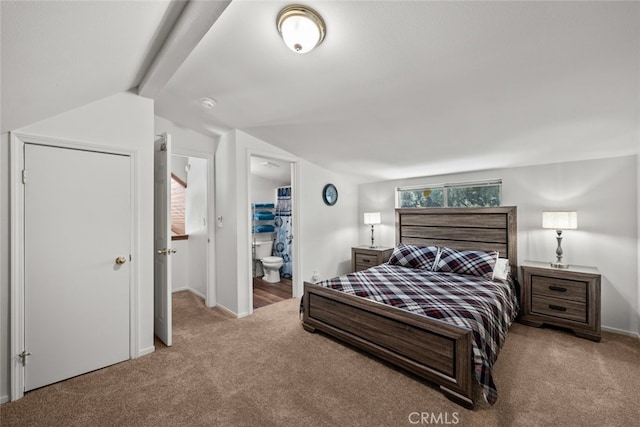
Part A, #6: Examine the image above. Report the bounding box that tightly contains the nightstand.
[520,261,601,342]
[351,246,394,272]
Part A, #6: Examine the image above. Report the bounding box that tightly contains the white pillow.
[493,258,510,280]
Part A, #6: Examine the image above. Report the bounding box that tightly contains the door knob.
[157,248,177,255]
[115,256,127,265]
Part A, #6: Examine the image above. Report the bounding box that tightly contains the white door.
[24,143,131,391]
[154,134,172,346]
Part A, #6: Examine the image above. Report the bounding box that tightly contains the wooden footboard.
[302,282,474,407]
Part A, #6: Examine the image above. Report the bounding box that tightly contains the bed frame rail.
[302,206,517,407]
[302,282,474,406]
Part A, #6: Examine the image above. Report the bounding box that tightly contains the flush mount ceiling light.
[260,160,281,168]
[200,97,216,109]
[276,5,326,54]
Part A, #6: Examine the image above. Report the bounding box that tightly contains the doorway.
[152,127,216,347]
[249,155,294,310]
[169,155,209,300]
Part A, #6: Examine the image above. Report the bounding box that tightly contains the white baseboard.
[172,286,206,301]
[215,303,241,318]
[602,325,640,339]
[0,395,9,404]
[138,345,155,357]
[187,288,205,300]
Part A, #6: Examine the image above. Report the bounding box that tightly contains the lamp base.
[550,262,569,269]
[369,245,378,249]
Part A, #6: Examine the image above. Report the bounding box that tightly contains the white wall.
[171,239,189,292]
[1,134,10,403]
[185,157,208,298]
[298,159,359,281]
[250,173,287,205]
[0,92,155,401]
[155,115,218,153]
[214,131,238,312]
[215,130,359,317]
[250,172,291,263]
[359,155,639,336]
[171,155,189,184]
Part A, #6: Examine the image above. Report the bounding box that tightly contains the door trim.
[245,149,301,315]
[9,132,139,401]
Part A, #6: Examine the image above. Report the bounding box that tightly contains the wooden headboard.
[395,206,518,272]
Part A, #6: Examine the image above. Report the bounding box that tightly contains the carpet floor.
[1,291,639,426]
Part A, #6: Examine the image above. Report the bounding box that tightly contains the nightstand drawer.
[355,253,378,267]
[521,261,601,341]
[351,246,394,273]
[531,275,587,302]
[531,295,587,323]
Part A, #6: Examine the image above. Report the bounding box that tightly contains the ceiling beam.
[137,0,231,99]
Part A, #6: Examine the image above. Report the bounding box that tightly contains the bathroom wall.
[250,174,288,205]
[250,169,289,277]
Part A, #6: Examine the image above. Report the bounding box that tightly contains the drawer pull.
[548,285,567,292]
[363,259,370,263]
[548,304,567,312]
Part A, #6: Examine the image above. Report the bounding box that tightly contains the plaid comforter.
[316,263,519,405]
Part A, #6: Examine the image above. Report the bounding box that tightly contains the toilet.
[254,240,284,283]
[261,256,284,283]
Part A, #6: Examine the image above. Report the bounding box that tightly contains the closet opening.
[249,155,293,309]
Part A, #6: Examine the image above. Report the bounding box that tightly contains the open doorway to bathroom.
[250,155,293,309]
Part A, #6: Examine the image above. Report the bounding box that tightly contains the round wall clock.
[322,183,338,206]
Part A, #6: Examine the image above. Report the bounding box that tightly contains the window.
[397,180,501,208]
[171,173,187,239]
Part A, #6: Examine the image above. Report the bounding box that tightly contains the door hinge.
[22,169,27,184]
[19,350,31,366]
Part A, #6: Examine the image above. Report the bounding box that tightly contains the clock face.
[322,183,338,206]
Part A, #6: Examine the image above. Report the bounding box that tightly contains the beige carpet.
[1,291,639,426]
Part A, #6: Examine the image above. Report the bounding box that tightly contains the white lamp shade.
[277,6,326,54]
[364,212,381,225]
[542,211,578,230]
[280,15,320,53]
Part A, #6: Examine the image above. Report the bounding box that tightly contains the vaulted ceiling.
[2,0,639,182]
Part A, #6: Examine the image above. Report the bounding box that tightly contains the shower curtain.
[273,186,292,279]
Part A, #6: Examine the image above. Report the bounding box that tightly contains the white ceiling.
[0,0,187,132]
[3,1,639,183]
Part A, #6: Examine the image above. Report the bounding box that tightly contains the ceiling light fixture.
[200,97,216,109]
[260,160,281,168]
[276,5,326,54]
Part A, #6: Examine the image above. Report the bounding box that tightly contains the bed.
[301,206,518,407]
